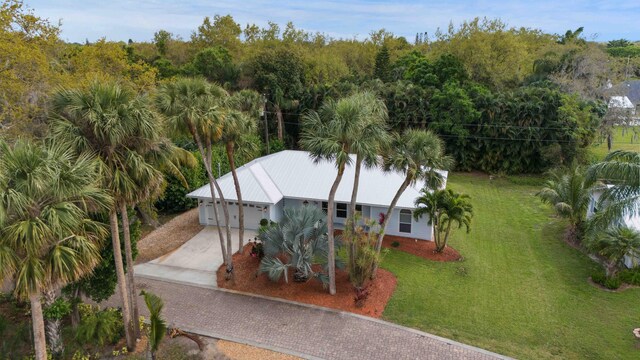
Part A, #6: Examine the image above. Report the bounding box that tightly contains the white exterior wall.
[270,199,284,222]
[370,206,432,240]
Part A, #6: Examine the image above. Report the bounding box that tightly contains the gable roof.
[187,150,447,209]
[608,95,635,109]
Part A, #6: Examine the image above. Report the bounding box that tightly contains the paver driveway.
[134,226,257,287]
[127,277,509,360]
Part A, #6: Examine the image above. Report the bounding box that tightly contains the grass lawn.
[381,173,640,359]
[589,127,639,161]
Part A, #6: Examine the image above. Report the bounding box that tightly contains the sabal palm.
[155,77,234,274]
[586,150,640,228]
[536,165,591,238]
[140,290,167,360]
[223,91,259,251]
[375,130,453,260]
[414,189,473,252]
[49,81,165,347]
[587,226,640,277]
[300,92,386,295]
[0,141,110,360]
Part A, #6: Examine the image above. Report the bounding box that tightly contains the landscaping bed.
[381,234,462,262]
[216,245,397,318]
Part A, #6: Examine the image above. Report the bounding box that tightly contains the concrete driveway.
[134,226,258,287]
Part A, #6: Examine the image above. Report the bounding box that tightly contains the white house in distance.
[608,95,636,116]
[187,150,447,241]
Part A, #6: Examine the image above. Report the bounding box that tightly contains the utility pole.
[262,94,270,154]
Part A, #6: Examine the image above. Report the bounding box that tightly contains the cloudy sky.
[27,0,640,43]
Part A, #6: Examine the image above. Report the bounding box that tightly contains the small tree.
[140,291,167,360]
[536,165,591,242]
[587,226,640,278]
[413,189,473,253]
[258,206,330,284]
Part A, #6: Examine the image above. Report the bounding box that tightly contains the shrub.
[591,270,622,290]
[604,277,622,290]
[391,241,400,248]
[76,306,124,346]
[618,268,640,286]
[259,218,269,227]
[259,206,331,284]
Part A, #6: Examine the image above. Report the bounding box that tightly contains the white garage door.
[205,201,264,230]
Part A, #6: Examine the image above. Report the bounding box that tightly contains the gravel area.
[216,340,301,360]
[136,208,204,264]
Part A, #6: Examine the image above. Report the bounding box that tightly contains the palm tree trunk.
[70,286,80,329]
[371,175,412,277]
[30,292,47,360]
[327,162,346,295]
[43,289,63,357]
[121,204,140,340]
[439,222,452,252]
[110,210,135,351]
[348,155,363,272]
[226,141,245,254]
[275,104,284,141]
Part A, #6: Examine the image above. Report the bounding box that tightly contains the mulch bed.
[381,234,462,262]
[216,245,397,318]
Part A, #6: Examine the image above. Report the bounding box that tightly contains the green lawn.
[381,173,640,359]
[589,127,640,160]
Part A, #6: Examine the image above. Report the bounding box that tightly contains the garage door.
[205,201,264,230]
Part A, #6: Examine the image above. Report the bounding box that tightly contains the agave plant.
[258,206,331,285]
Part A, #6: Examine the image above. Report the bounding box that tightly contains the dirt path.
[136,208,204,264]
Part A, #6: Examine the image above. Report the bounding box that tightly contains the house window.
[322,201,328,214]
[399,209,412,233]
[355,204,362,213]
[336,203,347,218]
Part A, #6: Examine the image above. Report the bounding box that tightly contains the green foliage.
[373,46,391,82]
[343,216,385,291]
[391,241,400,248]
[590,270,622,289]
[190,46,239,84]
[42,298,71,321]
[586,226,640,277]
[617,267,640,286]
[607,39,632,48]
[75,306,124,346]
[536,165,591,231]
[140,290,167,356]
[155,151,207,214]
[606,46,640,58]
[258,206,331,285]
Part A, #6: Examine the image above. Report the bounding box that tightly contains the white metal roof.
[187,150,448,209]
[608,96,635,109]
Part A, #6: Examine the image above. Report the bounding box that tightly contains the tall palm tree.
[300,92,383,295]
[586,150,640,228]
[587,226,640,278]
[50,82,164,348]
[536,165,591,241]
[222,92,259,251]
[0,141,110,360]
[373,129,453,268]
[414,188,473,252]
[155,77,235,276]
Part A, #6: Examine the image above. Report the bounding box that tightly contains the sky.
[26,0,640,43]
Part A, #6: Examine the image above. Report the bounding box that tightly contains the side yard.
[382,173,640,359]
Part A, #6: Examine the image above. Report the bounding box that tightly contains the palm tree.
[0,141,110,360]
[155,77,235,276]
[586,150,640,228]
[414,189,473,253]
[222,92,259,251]
[373,129,453,272]
[140,290,167,360]
[300,92,384,295]
[50,82,164,348]
[587,226,640,278]
[536,165,591,241]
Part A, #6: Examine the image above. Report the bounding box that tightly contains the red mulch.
[381,234,462,262]
[216,245,397,318]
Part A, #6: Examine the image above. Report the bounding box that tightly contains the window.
[355,204,362,213]
[322,201,328,214]
[336,203,347,218]
[399,209,412,233]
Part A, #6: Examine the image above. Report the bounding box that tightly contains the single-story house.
[608,95,636,116]
[587,186,639,268]
[187,150,447,240]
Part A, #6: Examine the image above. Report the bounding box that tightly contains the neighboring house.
[608,95,636,116]
[187,150,447,240]
[587,186,639,268]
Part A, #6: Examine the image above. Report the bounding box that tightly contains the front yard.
[382,173,640,359]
